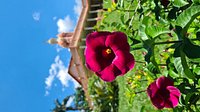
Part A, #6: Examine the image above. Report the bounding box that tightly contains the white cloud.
[57,16,74,33]
[57,68,70,87]
[45,55,80,95]
[32,12,40,21]
[66,96,75,107]
[74,0,82,17]
[45,74,55,89]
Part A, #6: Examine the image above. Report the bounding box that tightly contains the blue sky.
[0,0,81,111]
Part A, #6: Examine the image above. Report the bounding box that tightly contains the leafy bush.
[88,75,119,112]
[89,0,200,111]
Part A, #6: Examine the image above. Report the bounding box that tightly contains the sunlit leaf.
[168,63,179,77]
[175,5,200,29]
[192,0,200,4]
[142,16,152,26]
[120,0,124,8]
[145,26,170,38]
[194,67,200,75]
[139,24,149,40]
[173,0,189,7]
[174,57,184,76]
[174,55,195,79]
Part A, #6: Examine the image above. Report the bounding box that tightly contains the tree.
[52,87,91,112]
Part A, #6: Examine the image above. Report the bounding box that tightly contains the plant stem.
[130,47,144,50]
[117,9,135,12]
[154,38,199,45]
[154,40,182,45]
[135,60,146,64]
[135,90,146,94]
[157,64,167,66]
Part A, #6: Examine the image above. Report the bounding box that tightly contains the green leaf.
[143,39,153,62]
[192,0,200,4]
[180,49,196,79]
[196,31,200,40]
[110,22,118,27]
[139,24,149,41]
[142,16,152,26]
[174,55,195,79]
[168,7,178,19]
[145,26,170,38]
[194,67,200,75]
[140,106,145,112]
[175,5,200,29]
[174,57,184,75]
[189,58,200,63]
[185,93,195,105]
[168,63,180,77]
[173,0,189,7]
[173,43,182,57]
[147,62,159,74]
[128,37,141,46]
[183,38,200,59]
[120,0,124,8]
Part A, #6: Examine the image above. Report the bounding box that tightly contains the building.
[48,0,104,108]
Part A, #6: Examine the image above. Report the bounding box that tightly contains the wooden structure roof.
[67,0,103,108]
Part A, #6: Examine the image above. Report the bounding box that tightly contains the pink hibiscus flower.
[147,76,181,109]
[85,31,135,82]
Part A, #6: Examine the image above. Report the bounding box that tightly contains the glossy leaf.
[194,67,200,75]
[174,57,184,76]
[139,24,149,40]
[192,0,200,4]
[173,0,189,7]
[174,53,195,79]
[175,5,200,29]
[145,26,170,38]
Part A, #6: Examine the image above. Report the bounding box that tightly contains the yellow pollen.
[105,48,112,54]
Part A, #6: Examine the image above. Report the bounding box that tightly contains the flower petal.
[85,47,103,72]
[156,76,174,89]
[147,82,166,109]
[86,31,111,50]
[150,95,165,109]
[147,81,159,98]
[105,32,130,51]
[96,64,121,82]
[85,31,114,72]
[164,86,181,108]
[112,50,135,74]
[85,47,115,72]
[164,93,180,108]
[167,86,181,97]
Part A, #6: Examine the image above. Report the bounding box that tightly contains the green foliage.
[52,87,90,112]
[88,75,119,112]
[175,5,200,30]
[173,0,189,7]
[183,38,200,59]
[90,0,200,111]
[145,26,171,39]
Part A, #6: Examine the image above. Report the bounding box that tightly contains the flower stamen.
[105,48,112,54]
